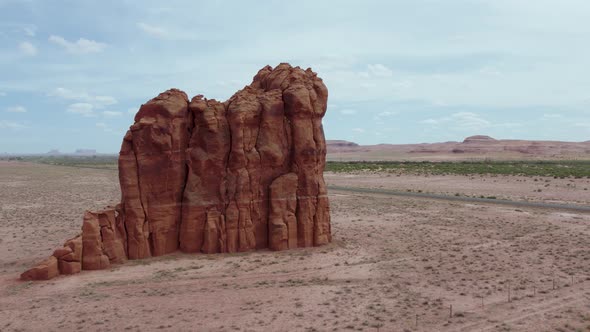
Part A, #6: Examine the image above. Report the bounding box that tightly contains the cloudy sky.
[1,0,589,153]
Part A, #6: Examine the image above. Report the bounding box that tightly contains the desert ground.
[1,161,589,331]
[325,172,590,207]
[326,136,590,162]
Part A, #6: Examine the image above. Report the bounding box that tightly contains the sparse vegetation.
[326,160,590,178]
[3,155,119,170]
[13,156,590,178]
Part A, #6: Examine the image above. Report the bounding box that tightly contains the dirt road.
[328,185,590,213]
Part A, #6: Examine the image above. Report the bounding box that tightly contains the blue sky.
[1,0,589,153]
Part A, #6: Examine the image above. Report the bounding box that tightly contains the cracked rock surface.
[21,63,331,280]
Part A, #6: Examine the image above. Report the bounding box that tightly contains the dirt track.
[328,185,590,212]
[1,162,590,331]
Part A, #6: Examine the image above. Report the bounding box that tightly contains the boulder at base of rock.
[81,211,111,270]
[58,260,81,275]
[20,256,59,281]
[62,235,82,262]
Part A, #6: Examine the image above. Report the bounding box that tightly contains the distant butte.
[462,135,496,143]
[326,140,359,148]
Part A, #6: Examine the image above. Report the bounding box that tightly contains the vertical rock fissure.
[307,88,320,246]
[178,99,192,248]
[223,99,234,252]
[219,100,231,251]
[132,137,149,258]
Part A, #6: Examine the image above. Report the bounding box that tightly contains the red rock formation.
[119,89,190,259]
[20,256,59,281]
[21,63,331,280]
[81,211,111,270]
[54,235,82,275]
[180,96,230,253]
[268,173,298,251]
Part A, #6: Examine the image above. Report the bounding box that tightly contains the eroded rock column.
[120,89,190,258]
[21,63,332,281]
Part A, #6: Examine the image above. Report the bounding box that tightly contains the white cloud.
[339,109,357,115]
[495,122,522,128]
[5,106,27,113]
[352,128,365,133]
[421,112,524,136]
[391,80,413,89]
[432,100,449,107]
[137,22,167,38]
[48,87,86,100]
[421,112,491,132]
[48,88,117,107]
[103,111,122,117]
[0,120,26,130]
[573,122,590,129]
[357,71,370,78]
[18,41,37,56]
[48,35,106,54]
[353,64,395,82]
[479,66,502,76]
[367,64,393,77]
[23,25,36,37]
[373,111,398,121]
[421,119,439,125]
[359,82,376,89]
[96,122,114,132]
[93,96,117,105]
[67,103,95,117]
[451,112,491,130]
[541,113,563,119]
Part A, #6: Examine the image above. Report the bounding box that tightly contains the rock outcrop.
[326,140,360,149]
[462,135,496,144]
[21,63,332,280]
[20,256,59,281]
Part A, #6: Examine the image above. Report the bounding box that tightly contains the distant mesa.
[46,149,61,155]
[462,135,496,143]
[325,135,589,160]
[74,149,97,155]
[326,140,359,148]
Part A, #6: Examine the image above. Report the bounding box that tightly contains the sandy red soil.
[1,162,589,331]
[325,172,590,206]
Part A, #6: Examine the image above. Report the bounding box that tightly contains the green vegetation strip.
[326,161,590,178]
[4,155,119,170]
[4,156,589,178]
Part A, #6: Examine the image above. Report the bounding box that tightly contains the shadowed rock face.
[21,63,331,280]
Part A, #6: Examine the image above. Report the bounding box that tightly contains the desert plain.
[0,160,589,332]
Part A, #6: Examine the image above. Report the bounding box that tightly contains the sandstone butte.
[20,63,332,281]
